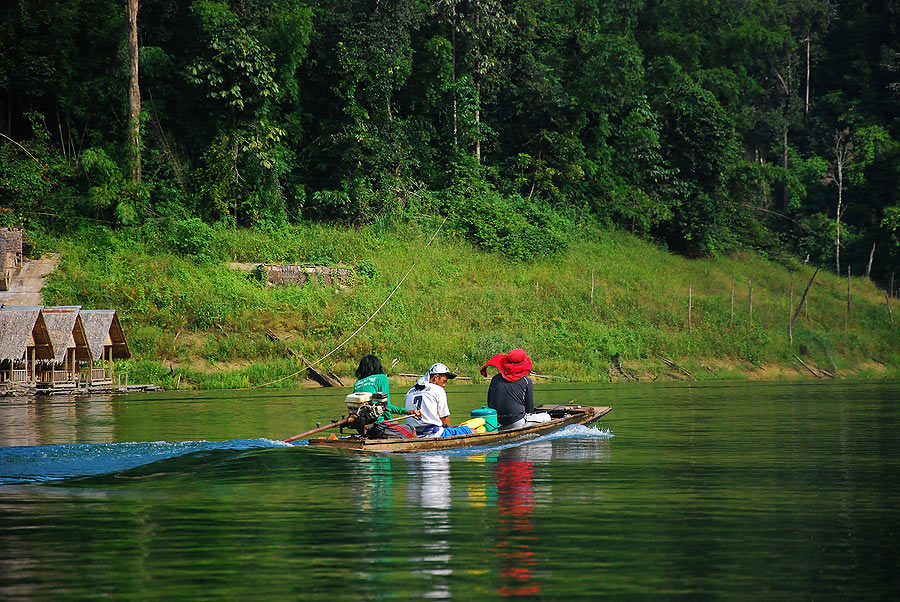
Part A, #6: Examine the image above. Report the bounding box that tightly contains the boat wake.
[0,438,293,485]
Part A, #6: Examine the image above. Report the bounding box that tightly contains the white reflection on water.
[405,455,452,599]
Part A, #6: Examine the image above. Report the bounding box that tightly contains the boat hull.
[305,404,612,453]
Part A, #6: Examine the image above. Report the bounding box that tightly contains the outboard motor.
[343,392,386,435]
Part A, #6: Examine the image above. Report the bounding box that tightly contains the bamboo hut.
[0,306,53,386]
[79,309,131,385]
[37,306,90,389]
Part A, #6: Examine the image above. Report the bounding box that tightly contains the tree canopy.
[1,0,899,278]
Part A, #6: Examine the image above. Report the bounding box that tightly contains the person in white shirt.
[404,363,471,437]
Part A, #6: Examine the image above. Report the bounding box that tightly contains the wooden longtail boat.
[305,404,612,453]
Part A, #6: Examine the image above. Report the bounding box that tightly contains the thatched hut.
[0,306,53,385]
[37,306,90,389]
[79,309,131,385]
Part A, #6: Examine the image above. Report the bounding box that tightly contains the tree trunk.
[866,242,875,279]
[782,125,789,209]
[451,0,457,151]
[475,80,481,163]
[805,37,810,115]
[126,0,141,184]
[835,166,842,274]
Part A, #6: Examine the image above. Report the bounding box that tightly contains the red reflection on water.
[495,459,539,597]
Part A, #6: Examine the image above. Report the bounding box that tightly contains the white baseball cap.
[429,363,457,379]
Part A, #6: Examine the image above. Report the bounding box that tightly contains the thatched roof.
[41,306,90,363]
[80,309,131,360]
[0,306,53,361]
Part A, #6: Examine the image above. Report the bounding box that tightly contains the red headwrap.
[480,348,533,382]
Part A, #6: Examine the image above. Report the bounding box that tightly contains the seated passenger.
[353,354,420,423]
[405,363,473,437]
[481,348,551,430]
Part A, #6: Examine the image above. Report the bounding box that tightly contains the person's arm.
[381,375,418,417]
[438,388,450,427]
[524,378,534,413]
[378,374,391,404]
[386,400,407,415]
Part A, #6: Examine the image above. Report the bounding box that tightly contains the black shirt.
[487,374,534,426]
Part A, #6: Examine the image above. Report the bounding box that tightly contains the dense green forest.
[2,0,900,280]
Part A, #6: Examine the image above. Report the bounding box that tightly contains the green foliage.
[168,217,215,260]
[187,1,279,112]
[443,161,572,261]
[79,147,126,218]
[0,113,78,221]
[3,0,900,285]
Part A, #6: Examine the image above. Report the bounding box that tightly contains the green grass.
[37,222,900,389]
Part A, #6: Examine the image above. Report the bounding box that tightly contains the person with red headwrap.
[481,349,550,430]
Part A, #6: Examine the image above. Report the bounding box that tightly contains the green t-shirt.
[353,374,405,421]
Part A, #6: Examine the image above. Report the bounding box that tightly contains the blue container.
[470,407,499,432]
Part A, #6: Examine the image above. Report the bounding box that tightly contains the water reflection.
[344,436,612,598]
[493,449,540,597]
[405,455,453,599]
[0,396,116,446]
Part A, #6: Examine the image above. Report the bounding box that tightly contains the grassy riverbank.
[37,221,900,389]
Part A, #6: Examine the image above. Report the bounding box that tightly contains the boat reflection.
[494,450,538,596]
[488,438,610,597]
[405,455,453,599]
[345,434,610,599]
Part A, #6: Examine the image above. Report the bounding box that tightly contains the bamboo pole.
[789,273,794,344]
[590,268,594,304]
[885,290,894,325]
[688,281,692,331]
[791,267,818,326]
[729,273,735,328]
[846,266,851,329]
[748,279,753,329]
[794,354,821,378]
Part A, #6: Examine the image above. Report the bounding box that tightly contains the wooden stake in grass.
[789,273,794,344]
[885,290,894,325]
[688,280,692,332]
[729,273,735,328]
[590,268,594,306]
[846,266,851,329]
[748,279,753,329]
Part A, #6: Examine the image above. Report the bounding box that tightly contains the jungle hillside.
[2,0,900,388]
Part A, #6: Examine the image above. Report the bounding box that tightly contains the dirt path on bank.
[0,254,60,306]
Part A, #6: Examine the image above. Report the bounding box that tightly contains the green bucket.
[470,407,499,432]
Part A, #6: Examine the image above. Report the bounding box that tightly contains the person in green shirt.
[353,355,419,422]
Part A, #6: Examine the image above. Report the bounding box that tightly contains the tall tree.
[824,124,889,273]
[127,0,140,184]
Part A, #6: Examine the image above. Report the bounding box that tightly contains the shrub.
[169,217,215,259]
[443,174,572,261]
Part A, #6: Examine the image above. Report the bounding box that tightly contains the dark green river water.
[1,380,899,600]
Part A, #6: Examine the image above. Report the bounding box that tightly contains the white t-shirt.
[404,383,449,428]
